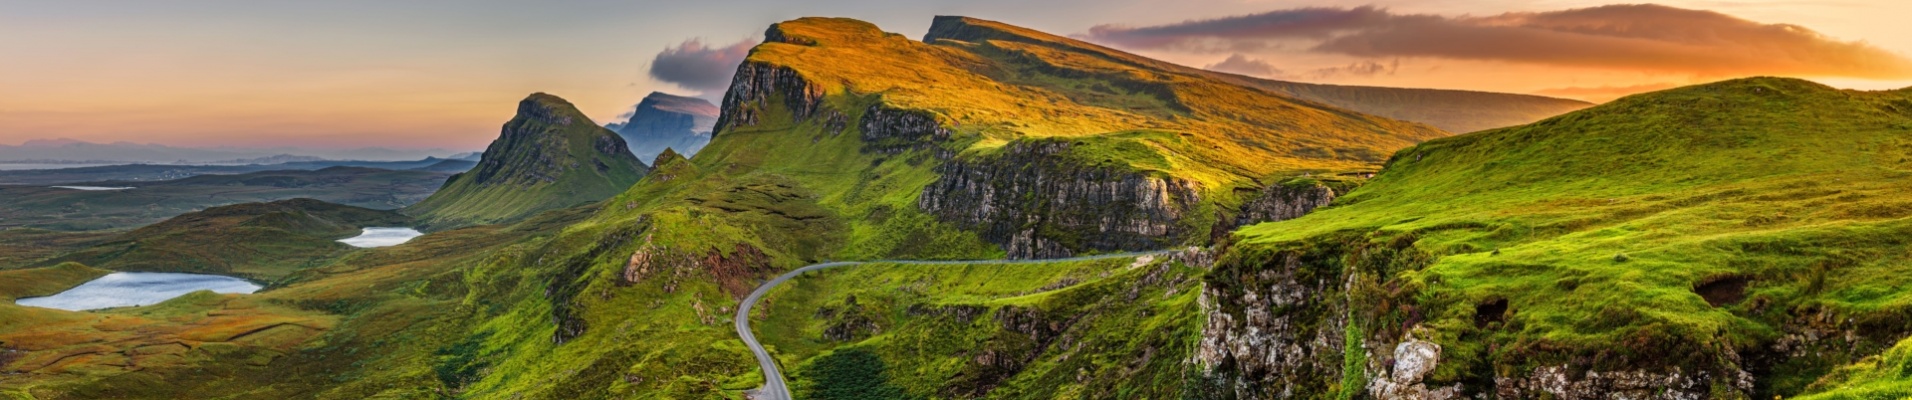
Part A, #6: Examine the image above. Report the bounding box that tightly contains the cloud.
[648,38,756,95]
[1204,54,1283,77]
[1082,4,1912,79]
[1301,60,1398,79]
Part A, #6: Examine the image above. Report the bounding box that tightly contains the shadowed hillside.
[404,93,648,228]
[607,92,719,164]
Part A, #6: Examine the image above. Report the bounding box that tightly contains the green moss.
[1231,77,1912,395]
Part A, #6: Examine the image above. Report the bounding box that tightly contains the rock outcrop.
[918,140,1199,259]
[1233,180,1337,228]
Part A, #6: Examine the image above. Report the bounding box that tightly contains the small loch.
[14,272,262,311]
[338,227,424,248]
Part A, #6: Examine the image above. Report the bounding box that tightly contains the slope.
[711,16,1452,258]
[1208,77,1912,398]
[922,16,1591,134]
[45,198,412,280]
[0,166,448,231]
[404,93,648,228]
[607,91,719,164]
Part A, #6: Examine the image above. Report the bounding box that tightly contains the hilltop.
[709,16,1453,258]
[1212,77,1912,398]
[606,92,719,164]
[923,16,1591,133]
[404,93,649,228]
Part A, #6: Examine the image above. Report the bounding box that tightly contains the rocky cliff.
[606,92,719,164]
[918,140,1200,258]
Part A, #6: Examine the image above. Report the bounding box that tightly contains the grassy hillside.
[0,17,1802,400]
[46,199,412,281]
[405,94,648,229]
[922,16,1590,134]
[0,166,448,231]
[755,17,1445,178]
[1223,77,1912,397]
[755,255,1209,399]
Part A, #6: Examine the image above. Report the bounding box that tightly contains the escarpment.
[918,140,1200,259]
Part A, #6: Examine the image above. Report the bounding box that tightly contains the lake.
[50,186,134,191]
[338,227,423,248]
[14,272,262,311]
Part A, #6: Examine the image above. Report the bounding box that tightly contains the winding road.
[734,252,1175,400]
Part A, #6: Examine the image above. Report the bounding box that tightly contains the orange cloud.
[1084,4,1912,79]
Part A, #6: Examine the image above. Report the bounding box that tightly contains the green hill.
[703,16,1448,258]
[1210,77,1912,398]
[47,198,411,280]
[8,17,1893,400]
[404,93,648,228]
[923,16,1592,134]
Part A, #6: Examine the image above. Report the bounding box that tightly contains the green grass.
[405,93,648,229]
[1229,77,1912,395]
[1795,335,1912,399]
[0,167,448,231]
[44,198,413,281]
[753,256,1206,399]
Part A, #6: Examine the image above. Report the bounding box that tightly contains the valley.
[0,11,1908,400]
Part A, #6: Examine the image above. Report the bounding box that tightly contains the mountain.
[45,199,411,280]
[1205,77,1912,398]
[8,18,1881,400]
[708,16,1445,259]
[922,16,1591,134]
[402,93,648,228]
[606,92,720,164]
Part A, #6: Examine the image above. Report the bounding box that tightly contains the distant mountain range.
[604,91,719,164]
[0,139,470,164]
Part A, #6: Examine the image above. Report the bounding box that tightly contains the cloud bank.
[648,38,756,96]
[1084,4,1912,78]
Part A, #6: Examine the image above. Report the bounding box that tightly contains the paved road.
[734,252,1175,400]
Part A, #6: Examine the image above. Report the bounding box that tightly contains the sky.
[3,0,1908,151]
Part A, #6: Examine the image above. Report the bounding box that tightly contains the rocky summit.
[404,93,647,228]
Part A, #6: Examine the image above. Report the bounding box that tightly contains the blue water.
[14,272,261,311]
[337,227,423,248]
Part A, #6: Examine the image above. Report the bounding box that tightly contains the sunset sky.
[4,0,1909,151]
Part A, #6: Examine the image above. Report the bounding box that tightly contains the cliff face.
[918,141,1199,259]
[1195,235,1755,400]
[606,92,718,164]
[714,61,825,135]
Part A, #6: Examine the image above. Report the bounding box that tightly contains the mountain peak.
[606,92,718,164]
[403,93,647,228]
